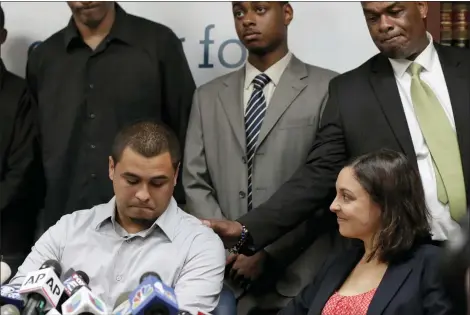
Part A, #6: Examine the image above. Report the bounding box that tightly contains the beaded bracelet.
[229,225,249,254]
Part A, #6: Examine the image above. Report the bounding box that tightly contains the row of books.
[440,2,469,47]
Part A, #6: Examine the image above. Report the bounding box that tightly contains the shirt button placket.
[114,240,127,283]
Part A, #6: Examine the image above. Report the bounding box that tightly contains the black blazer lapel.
[308,248,363,315]
[369,55,417,169]
[435,43,470,201]
[367,260,413,315]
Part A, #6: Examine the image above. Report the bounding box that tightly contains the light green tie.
[409,62,466,221]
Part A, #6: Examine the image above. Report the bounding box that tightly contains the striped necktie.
[245,73,271,211]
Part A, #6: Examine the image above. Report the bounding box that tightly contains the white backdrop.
[1,1,379,86]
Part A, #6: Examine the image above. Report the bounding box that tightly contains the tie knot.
[408,62,423,77]
[253,73,271,90]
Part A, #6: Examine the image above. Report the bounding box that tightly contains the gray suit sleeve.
[182,89,226,220]
[263,89,331,264]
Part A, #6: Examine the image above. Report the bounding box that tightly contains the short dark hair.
[111,121,181,169]
[0,5,5,30]
[348,149,431,263]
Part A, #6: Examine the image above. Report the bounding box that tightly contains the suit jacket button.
[239,191,246,198]
[242,156,247,164]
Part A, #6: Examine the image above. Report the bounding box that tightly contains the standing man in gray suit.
[183,1,341,314]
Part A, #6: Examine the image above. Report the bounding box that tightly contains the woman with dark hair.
[279,149,454,315]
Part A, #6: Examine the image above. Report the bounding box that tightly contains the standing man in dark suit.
[203,2,470,256]
[183,2,339,313]
[26,1,195,232]
[0,4,42,275]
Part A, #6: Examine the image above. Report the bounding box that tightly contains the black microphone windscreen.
[75,271,90,285]
[40,260,62,277]
[139,271,161,283]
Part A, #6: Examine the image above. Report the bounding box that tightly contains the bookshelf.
[425,1,469,47]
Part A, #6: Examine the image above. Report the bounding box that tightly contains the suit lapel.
[257,56,308,147]
[308,248,362,315]
[219,68,246,152]
[367,260,413,315]
[435,44,470,198]
[369,55,417,168]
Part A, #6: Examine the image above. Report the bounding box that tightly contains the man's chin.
[129,216,154,225]
[380,47,406,60]
[377,42,414,60]
[247,45,269,56]
[79,15,105,29]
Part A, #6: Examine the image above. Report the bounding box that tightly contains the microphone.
[0,304,20,315]
[19,260,65,314]
[129,272,178,315]
[112,292,132,315]
[62,270,90,298]
[56,269,91,312]
[61,286,107,315]
[0,285,24,309]
[0,263,12,285]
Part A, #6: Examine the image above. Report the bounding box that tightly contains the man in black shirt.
[0,5,42,274]
[26,2,196,232]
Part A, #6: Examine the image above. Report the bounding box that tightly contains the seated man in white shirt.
[9,121,225,314]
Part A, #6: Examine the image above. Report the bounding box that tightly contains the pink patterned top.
[321,288,377,315]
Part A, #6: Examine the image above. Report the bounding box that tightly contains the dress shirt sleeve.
[159,28,195,148]
[182,89,226,220]
[159,29,196,204]
[174,229,225,314]
[24,45,40,111]
[8,215,68,286]
[0,90,43,215]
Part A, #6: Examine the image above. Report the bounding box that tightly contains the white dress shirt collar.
[388,32,436,78]
[244,51,292,89]
[93,196,179,241]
